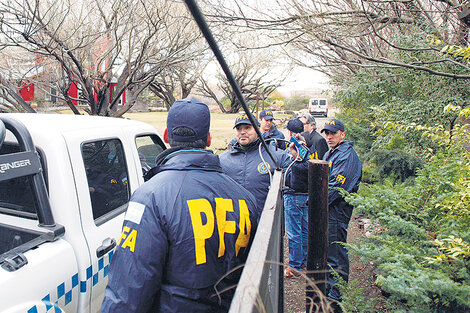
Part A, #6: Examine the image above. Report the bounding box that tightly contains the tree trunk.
[0,74,36,113]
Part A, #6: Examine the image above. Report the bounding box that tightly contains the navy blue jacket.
[261,124,285,140]
[323,141,362,222]
[284,141,318,195]
[287,140,361,199]
[219,139,292,209]
[86,167,123,217]
[102,149,260,313]
[86,167,121,196]
[262,125,286,149]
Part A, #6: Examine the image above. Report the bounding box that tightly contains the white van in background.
[308,98,328,117]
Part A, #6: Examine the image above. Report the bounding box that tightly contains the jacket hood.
[162,149,222,171]
[337,140,354,151]
[330,140,354,152]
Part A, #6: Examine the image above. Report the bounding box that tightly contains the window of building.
[50,87,57,103]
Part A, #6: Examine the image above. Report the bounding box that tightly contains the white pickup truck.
[0,113,166,313]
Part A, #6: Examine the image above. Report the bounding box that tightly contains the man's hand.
[289,134,307,161]
[289,142,299,160]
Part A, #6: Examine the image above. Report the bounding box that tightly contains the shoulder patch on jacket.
[125,201,146,224]
[257,162,271,174]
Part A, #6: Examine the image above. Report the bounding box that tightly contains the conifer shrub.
[345,146,470,312]
[370,150,423,183]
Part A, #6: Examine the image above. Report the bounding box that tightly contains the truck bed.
[0,221,64,273]
[0,223,43,256]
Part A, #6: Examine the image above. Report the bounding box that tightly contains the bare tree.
[149,46,211,110]
[195,33,291,113]
[203,0,470,82]
[0,0,204,116]
[0,49,38,112]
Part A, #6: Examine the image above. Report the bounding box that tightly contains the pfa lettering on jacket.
[118,226,137,252]
[336,174,346,184]
[117,202,145,253]
[188,198,251,265]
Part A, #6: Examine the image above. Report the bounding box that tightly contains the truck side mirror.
[0,119,5,150]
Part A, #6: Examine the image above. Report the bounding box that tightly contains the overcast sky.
[277,67,329,96]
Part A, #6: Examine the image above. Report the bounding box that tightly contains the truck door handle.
[96,238,116,258]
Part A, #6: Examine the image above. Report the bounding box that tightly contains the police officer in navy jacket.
[101,98,260,313]
[287,119,362,302]
[259,110,285,141]
[321,119,362,301]
[283,118,318,278]
[259,110,286,150]
[219,114,292,210]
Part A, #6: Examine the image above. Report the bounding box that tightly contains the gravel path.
[283,213,386,313]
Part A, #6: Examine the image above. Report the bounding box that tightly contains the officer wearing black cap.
[283,118,318,277]
[259,110,285,142]
[321,119,362,302]
[219,113,292,210]
[286,118,305,137]
[102,98,260,313]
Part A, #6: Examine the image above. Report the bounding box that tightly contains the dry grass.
[56,109,294,152]
[124,111,294,153]
[124,111,239,152]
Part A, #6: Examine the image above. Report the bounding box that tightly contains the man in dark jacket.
[259,110,285,147]
[283,118,318,278]
[101,98,260,313]
[298,112,329,159]
[85,164,122,218]
[220,113,292,210]
[321,119,362,302]
[83,144,126,219]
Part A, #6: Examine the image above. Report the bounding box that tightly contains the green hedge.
[344,147,470,312]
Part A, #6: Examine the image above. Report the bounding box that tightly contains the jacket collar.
[229,138,261,153]
[145,147,223,180]
[325,140,354,159]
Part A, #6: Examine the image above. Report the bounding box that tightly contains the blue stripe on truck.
[27,250,113,312]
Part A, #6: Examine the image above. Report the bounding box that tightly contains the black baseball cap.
[234,113,259,128]
[259,110,274,120]
[286,118,304,134]
[321,119,345,133]
[167,97,210,142]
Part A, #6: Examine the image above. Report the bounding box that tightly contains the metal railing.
[229,161,331,313]
[229,169,284,313]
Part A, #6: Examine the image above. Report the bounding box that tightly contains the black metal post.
[1,116,55,227]
[306,160,329,312]
[183,0,280,170]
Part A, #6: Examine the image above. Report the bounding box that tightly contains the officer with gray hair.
[298,112,329,159]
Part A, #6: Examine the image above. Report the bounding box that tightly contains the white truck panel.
[0,239,78,313]
[0,113,166,313]
[62,127,138,312]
